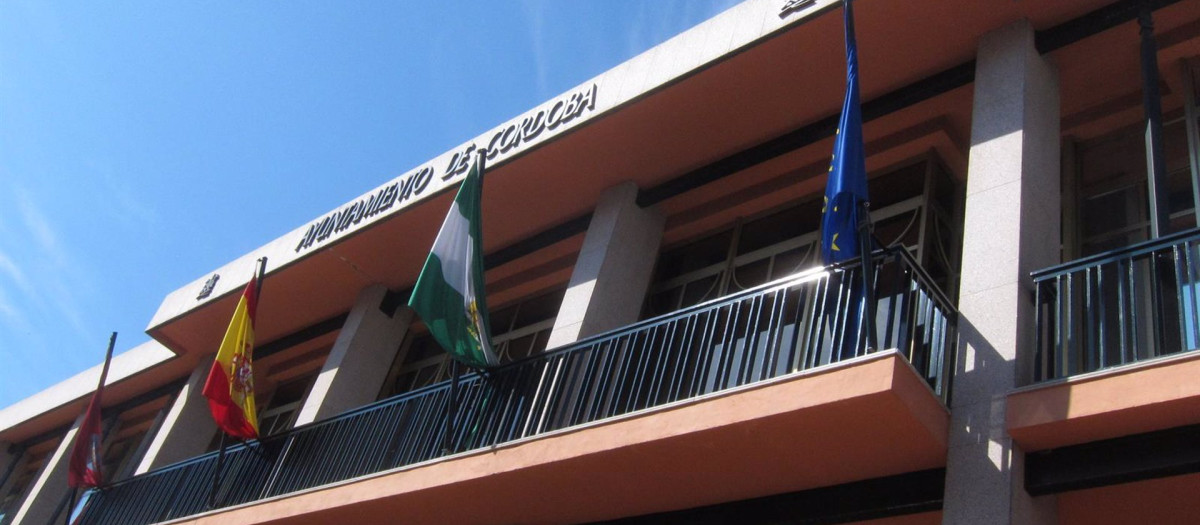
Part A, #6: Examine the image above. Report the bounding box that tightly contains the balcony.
[76,248,955,525]
[1011,230,1200,497]
[1031,228,1200,383]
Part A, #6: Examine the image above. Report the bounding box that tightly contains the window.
[644,155,961,319]
[378,288,566,399]
[257,375,315,437]
[1073,113,1198,256]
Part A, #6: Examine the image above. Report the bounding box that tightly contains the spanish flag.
[202,270,262,440]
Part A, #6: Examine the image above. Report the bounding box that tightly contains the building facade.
[3,0,1200,523]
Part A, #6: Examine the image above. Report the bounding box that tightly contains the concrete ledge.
[1008,351,1200,452]
[0,340,177,440]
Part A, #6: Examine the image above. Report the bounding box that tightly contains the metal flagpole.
[443,359,461,455]
[62,487,78,525]
[858,201,879,353]
[207,432,228,509]
[255,257,267,302]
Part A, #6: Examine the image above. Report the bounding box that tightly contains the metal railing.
[76,247,955,525]
[1033,228,1200,382]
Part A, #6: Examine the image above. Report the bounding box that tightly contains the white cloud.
[0,249,34,298]
[519,0,550,98]
[9,187,92,340]
[16,187,68,267]
[0,282,33,335]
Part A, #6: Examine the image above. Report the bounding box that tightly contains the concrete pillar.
[10,418,81,525]
[0,442,29,520]
[547,182,665,348]
[0,443,17,493]
[942,21,1060,525]
[133,359,218,475]
[0,441,26,505]
[293,284,414,425]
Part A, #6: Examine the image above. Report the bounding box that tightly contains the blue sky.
[0,0,740,408]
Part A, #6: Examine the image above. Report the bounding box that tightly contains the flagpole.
[207,432,227,509]
[255,257,267,300]
[443,359,460,455]
[857,201,878,353]
[62,487,78,525]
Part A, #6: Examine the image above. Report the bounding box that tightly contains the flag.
[820,0,869,265]
[408,156,498,369]
[68,333,117,489]
[202,271,261,440]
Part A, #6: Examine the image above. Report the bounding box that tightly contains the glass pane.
[680,274,720,307]
[489,304,517,335]
[739,206,806,255]
[505,333,539,362]
[875,209,920,249]
[646,286,683,318]
[532,328,552,354]
[868,160,925,208]
[771,246,813,279]
[513,289,564,328]
[266,376,312,409]
[402,334,441,364]
[731,258,770,291]
[656,230,733,280]
[1082,188,1139,239]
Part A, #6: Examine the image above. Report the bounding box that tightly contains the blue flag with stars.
[820,0,869,265]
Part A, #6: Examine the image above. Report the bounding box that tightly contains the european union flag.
[820,0,869,266]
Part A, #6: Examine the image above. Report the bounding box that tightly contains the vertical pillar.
[943,20,1059,525]
[133,359,218,475]
[10,418,81,525]
[0,443,18,495]
[547,182,665,348]
[293,284,414,425]
[0,442,28,518]
[1139,4,1169,237]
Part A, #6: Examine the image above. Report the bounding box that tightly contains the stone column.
[547,182,665,348]
[942,20,1060,525]
[0,441,26,504]
[0,442,17,491]
[133,359,218,475]
[0,442,29,520]
[10,418,80,525]
[293,284,414,425]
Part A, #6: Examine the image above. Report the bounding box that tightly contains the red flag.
[68,333,116,489]
[202,263,264,440]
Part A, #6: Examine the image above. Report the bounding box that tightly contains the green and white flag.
[408,158,498,368]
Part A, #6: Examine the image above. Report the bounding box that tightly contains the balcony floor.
[170,351,948,525]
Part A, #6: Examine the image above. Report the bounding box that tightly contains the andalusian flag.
[202,268,263,440]
[408,157,498,369]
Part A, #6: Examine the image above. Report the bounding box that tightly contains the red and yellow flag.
[202,275,260,440]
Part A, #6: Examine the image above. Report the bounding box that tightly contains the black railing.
[1033,228,1200,382]
[76,247,955,525]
